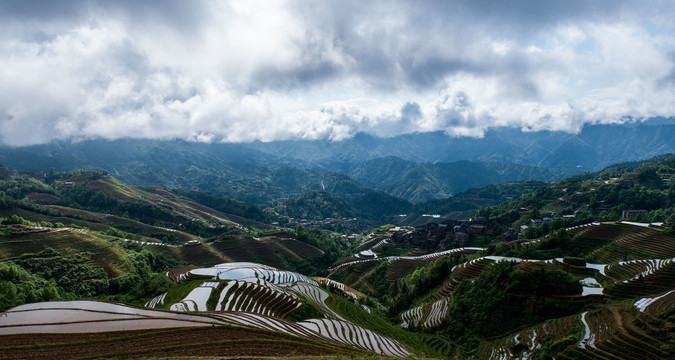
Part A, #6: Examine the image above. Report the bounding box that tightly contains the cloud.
[0,0,674,146]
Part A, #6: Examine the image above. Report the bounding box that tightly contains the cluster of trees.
[0,215,68,236]
[0,262,63,311]
[0,247,179,311]
[290,227,356,276]
[361,256,459,319]
[442,261,582,340]
[0,176,54,199]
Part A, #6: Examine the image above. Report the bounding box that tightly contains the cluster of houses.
[621,209,648,220]
[389,217,498,249]
[273,217,360,230]
[517,208,651,236]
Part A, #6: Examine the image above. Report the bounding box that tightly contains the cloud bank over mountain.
[1,0,674,145]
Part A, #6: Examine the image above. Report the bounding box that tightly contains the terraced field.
[481,314,578,359]
[385,258,421,281]
[314,277,359,300]
[446,254,674,300]
[605,259,675,298]
[162,241,227,266]
[0,226,131,277]
[329,261,379,291]
[0,207,109,231]
[326,293,455,358]
[328,247,484,275]
[151,263,326,316]
[400,298,449,329]
[605,258,675,282]
[164,265,338,320]
[0,297,410,358]
[482,297,673,360]
[289,282,343,319]
[400,251,674,333]
[399,256,554,330]
[298,318,409,357]
[186,262,318,284]
[136,261,415,356]
[0,302,373,359]
[577,223,675,263]
[210,235,323,269]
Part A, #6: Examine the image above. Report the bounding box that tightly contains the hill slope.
[348,157,571,203]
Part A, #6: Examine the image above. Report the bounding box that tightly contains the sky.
[1,0,675,146]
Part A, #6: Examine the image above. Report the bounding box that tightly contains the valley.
[0,153,674,359]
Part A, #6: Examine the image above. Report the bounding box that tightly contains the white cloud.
[0,0,674,146]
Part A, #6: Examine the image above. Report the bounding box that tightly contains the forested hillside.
[1,156,674,359]
[478,154,675,238]
[346,157,575,203]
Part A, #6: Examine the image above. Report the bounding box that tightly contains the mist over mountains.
[1,121,674,207]
[248,122,675,170]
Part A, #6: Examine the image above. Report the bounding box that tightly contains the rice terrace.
[3,2,675,358]
[2,157,675,359]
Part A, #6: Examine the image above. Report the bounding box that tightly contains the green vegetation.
[177,190,271,223]
[291,227,356,276]
[2,153,675,359]
[442,262,582,339]
[0,262,63,311]
[479,155,675,238]
[0,245,177,311]
[285,296,325,322]
[415,180,550,218]
[386,256,456,318]
[326,294,456,359]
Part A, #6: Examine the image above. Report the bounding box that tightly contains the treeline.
[487,229,586,260]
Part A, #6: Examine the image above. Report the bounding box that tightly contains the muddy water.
[0,300,229,335]
[0,309,141,326]
[0,318,220,334]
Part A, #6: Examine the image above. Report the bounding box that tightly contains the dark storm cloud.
[0,0,207,27]
[401,102,422,121]
[0,0,674,145]
[0,0,89,21]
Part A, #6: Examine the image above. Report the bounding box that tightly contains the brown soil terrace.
[0,326,372,360]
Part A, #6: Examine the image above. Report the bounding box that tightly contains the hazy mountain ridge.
[346,157,577,203]
[0,139,368,206]
[1,121,673,209]
[0,138,578,206]
[246,122,675,170]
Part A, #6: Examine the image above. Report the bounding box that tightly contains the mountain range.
[1,121,674,210]
[248,121,675,170]
[1,133,674,359]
